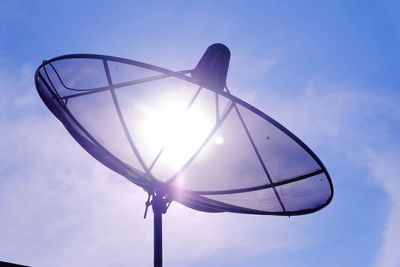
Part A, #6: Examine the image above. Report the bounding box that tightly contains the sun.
[137,96,216,179]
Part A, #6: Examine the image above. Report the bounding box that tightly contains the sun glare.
[138,97,216,177]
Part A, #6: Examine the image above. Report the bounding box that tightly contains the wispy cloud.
[0,63,315,266]
[252,83,400,267]
[366,150,400,267]
[3,58,398,267]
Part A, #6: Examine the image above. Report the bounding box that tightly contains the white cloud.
[250,84,400,267]
[0,63,316,266]
[366,150,400,267]
[2,60,399,266]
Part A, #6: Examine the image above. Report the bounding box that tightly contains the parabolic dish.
[35,54,333,216]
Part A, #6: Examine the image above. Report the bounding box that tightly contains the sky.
[0,1,399,266]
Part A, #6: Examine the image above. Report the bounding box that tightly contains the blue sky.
[0,1,399,266]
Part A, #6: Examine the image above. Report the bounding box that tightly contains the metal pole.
[152,194,164,267]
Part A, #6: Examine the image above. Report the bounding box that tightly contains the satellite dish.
[35,43,333,267]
